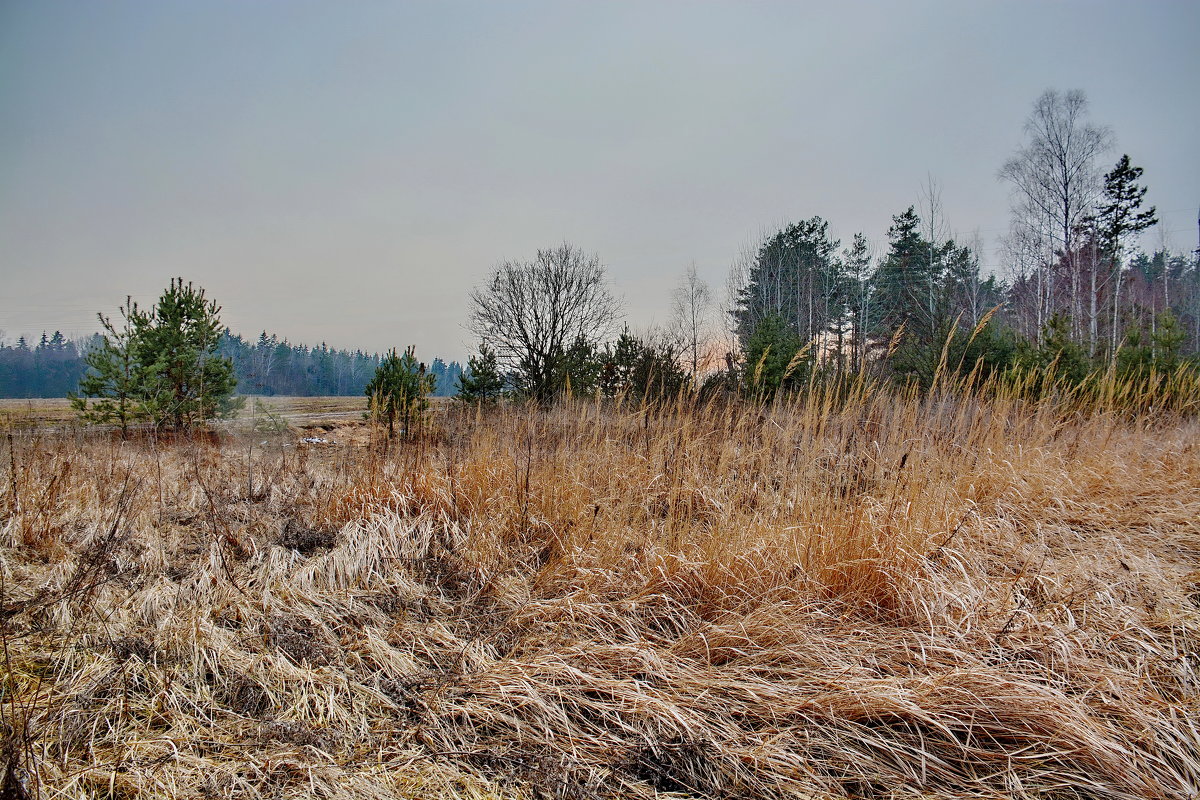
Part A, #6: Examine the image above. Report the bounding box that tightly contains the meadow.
[2,384,1199,799]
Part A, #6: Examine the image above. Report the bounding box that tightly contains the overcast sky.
[2,1,1197,361]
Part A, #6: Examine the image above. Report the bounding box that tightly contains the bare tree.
[469,243,620,405]
[952,231,990,328]
[669,263,712,379]
[1000,89,1111,351]
[919,175,948,331]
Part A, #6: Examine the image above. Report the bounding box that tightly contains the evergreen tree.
[457,344,506,403]
[596,330,687,402]
[732,217,840,353]
[873,207,937,345]
[1035,312,1091,384]
[134,279,240,429]
[1151,310,1187,372]
[742,313,807,398]
[366,346,435,437]
[72,280,238,431]
[560,334,603,397]
[1095,155,1157,357]
[70,298,148,437]
[842,233,875,371]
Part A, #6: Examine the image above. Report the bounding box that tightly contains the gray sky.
[2,1,1197,361]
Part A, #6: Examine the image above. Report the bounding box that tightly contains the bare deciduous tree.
[469,243,620,405]
[669,263,712,379]
[1000,89,1112,350]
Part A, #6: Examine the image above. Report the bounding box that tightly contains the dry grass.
[2,385,1199,799]
[0,400,77,429]
[0,396,373,431]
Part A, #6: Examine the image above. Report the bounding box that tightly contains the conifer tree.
[70,298,147,437]
[134,279,239,429]
[73,280,239,431]
[1151,310,1187,371]
[457,343,506,403]
[742,313,807,398]
[366,346,434,437]
[1096,155,1157,357]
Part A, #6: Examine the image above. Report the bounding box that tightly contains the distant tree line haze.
[218,332,462,398]
[1,324,464,400]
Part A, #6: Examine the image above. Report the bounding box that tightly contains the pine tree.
[732,217,840,353]
[872,207,935,344]
[457,344,506,403]
[1037,312,1091,384]
[366,346,435,437]
[842,232,874,371]
[134,279,239,429]
[743,314,807,398]
[1151,310,1187,371]
[73,280,238,432]
[1096,155,1157,357]
[70,298,147,437]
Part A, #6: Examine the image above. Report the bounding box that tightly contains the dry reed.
[1,384,1198,799]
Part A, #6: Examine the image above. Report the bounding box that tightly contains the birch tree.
[1000,89,1111,352]
[669,263,712,380]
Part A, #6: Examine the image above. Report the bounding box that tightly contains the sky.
[1,0,1197,362]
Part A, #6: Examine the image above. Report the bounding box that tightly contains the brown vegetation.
[2,385,1199,799]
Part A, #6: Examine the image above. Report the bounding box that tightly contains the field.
[0,396,370,431]
[2,387,1199,799]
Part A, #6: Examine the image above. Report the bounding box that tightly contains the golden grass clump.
[2,385,1199,799]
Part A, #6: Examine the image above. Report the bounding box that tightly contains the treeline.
[457,91,1199,410]
[0,329,463,399]
[720,91,1200,396]
[0,333,89,398]
[728,208,1199,398]
[216,332,463,398]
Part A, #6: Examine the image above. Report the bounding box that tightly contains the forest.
[0,329,463,399]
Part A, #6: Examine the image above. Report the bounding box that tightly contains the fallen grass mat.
[2,390,1199,798]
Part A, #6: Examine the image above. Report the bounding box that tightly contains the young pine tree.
[743,314,808,399]
[457,344,506,403]
[1151,310,1187,372]
[70,297,148,437]
[366,346,435,437]
[135,279,239,429]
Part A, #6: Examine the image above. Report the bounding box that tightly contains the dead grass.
[1,385,1199,799]
[0,396,373,431]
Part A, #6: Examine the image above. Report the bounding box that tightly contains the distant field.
[0,395,369,429]
[0,394,454,432]
[0,397,75,427]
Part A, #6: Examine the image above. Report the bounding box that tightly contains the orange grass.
[2,384,1199,799]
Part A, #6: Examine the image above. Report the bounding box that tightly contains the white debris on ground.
[300,436,332,445]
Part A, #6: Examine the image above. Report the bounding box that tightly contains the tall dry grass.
[1,383,1199,799]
